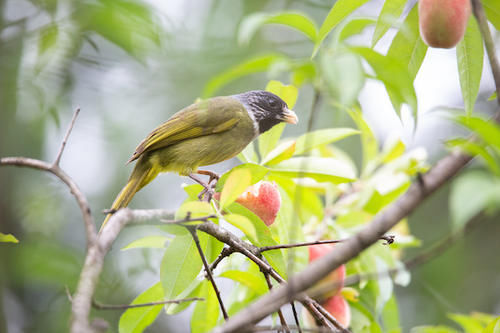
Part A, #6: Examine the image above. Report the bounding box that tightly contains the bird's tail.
[100,159,158,232]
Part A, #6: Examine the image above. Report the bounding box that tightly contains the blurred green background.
[0,0,499,332]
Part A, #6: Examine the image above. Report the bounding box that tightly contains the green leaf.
[0,232,19,243]
[202,54,285,98]
[259,123,287,163]
[372,0,407,46]
[455,115,500,152]
[346,106,379,173]
[38,23,58,56]
[191,281,219,333]
[381,295,401,332]
[449,313,486,333]
[215,163,269,192]
[220,270,268,295]
[450,170,500,230]
[387,4,428,81]
[175,201,214,220]
[381,136,406,163]
[121,236,169,250]
[160,234,204,301]
[483,0,500,30]
[223,214,258,243]
[118,282,164,333]
[84,0,160,61]
[457,17,484,115]
[314,0,370,56]
[488,91,497,101]
[261,140,296,166]
[269,157,356,183]
[338,18,376,42]
[238,142,258,163]
[294,128,359,155]
[483,316,500,333]
[353,47,418,117]
[321,48,365,106]
[239,12,318,45]
[220,168,252,208]
[447,138,500,176]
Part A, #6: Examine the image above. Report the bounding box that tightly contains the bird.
[100,90,298,231]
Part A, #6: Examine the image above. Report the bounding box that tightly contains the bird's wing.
[128,97,244,162]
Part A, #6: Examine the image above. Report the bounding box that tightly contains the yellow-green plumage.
[101,96,256,230]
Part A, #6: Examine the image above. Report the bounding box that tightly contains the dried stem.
[187,226,229,320]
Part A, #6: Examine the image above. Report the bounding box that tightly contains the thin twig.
[290,301,302,333]
[187,226,229,320]
[209,247,236,273]
[92,297,204,310]
[0,157,97,247]
[263,272,289,332]
[259,236,394,252]
[161,214,217,224]
[54,107,81,167]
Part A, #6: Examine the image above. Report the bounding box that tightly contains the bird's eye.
[269,99,278,108]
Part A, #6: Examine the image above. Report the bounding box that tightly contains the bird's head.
[234,90,298,134]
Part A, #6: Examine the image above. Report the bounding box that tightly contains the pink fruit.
[302,294,351,328]
[235,181,281,226]
[323,294,351,327]
[419,0,471,48]
[308,244,346,299]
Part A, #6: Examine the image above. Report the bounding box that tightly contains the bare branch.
[0,157,97,247]
[187,226,229,320]
[54,107,81,167]
[92,297,204,310]
[259,236,394,252]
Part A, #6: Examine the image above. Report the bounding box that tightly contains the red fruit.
[419,0,471,48]
[322,294,351,327]
[302,294,351,328]
[308,244,346,299]
[235,181,281,226]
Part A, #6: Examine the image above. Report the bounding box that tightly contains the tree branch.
[0,157,97,247]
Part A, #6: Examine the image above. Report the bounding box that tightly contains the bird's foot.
[188,173,216,202]
[196,170,220,185]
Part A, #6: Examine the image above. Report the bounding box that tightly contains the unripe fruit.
[419,0,471,48]
[302,294,351,328]
[235,181,281,226]
[308,244,346,300]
